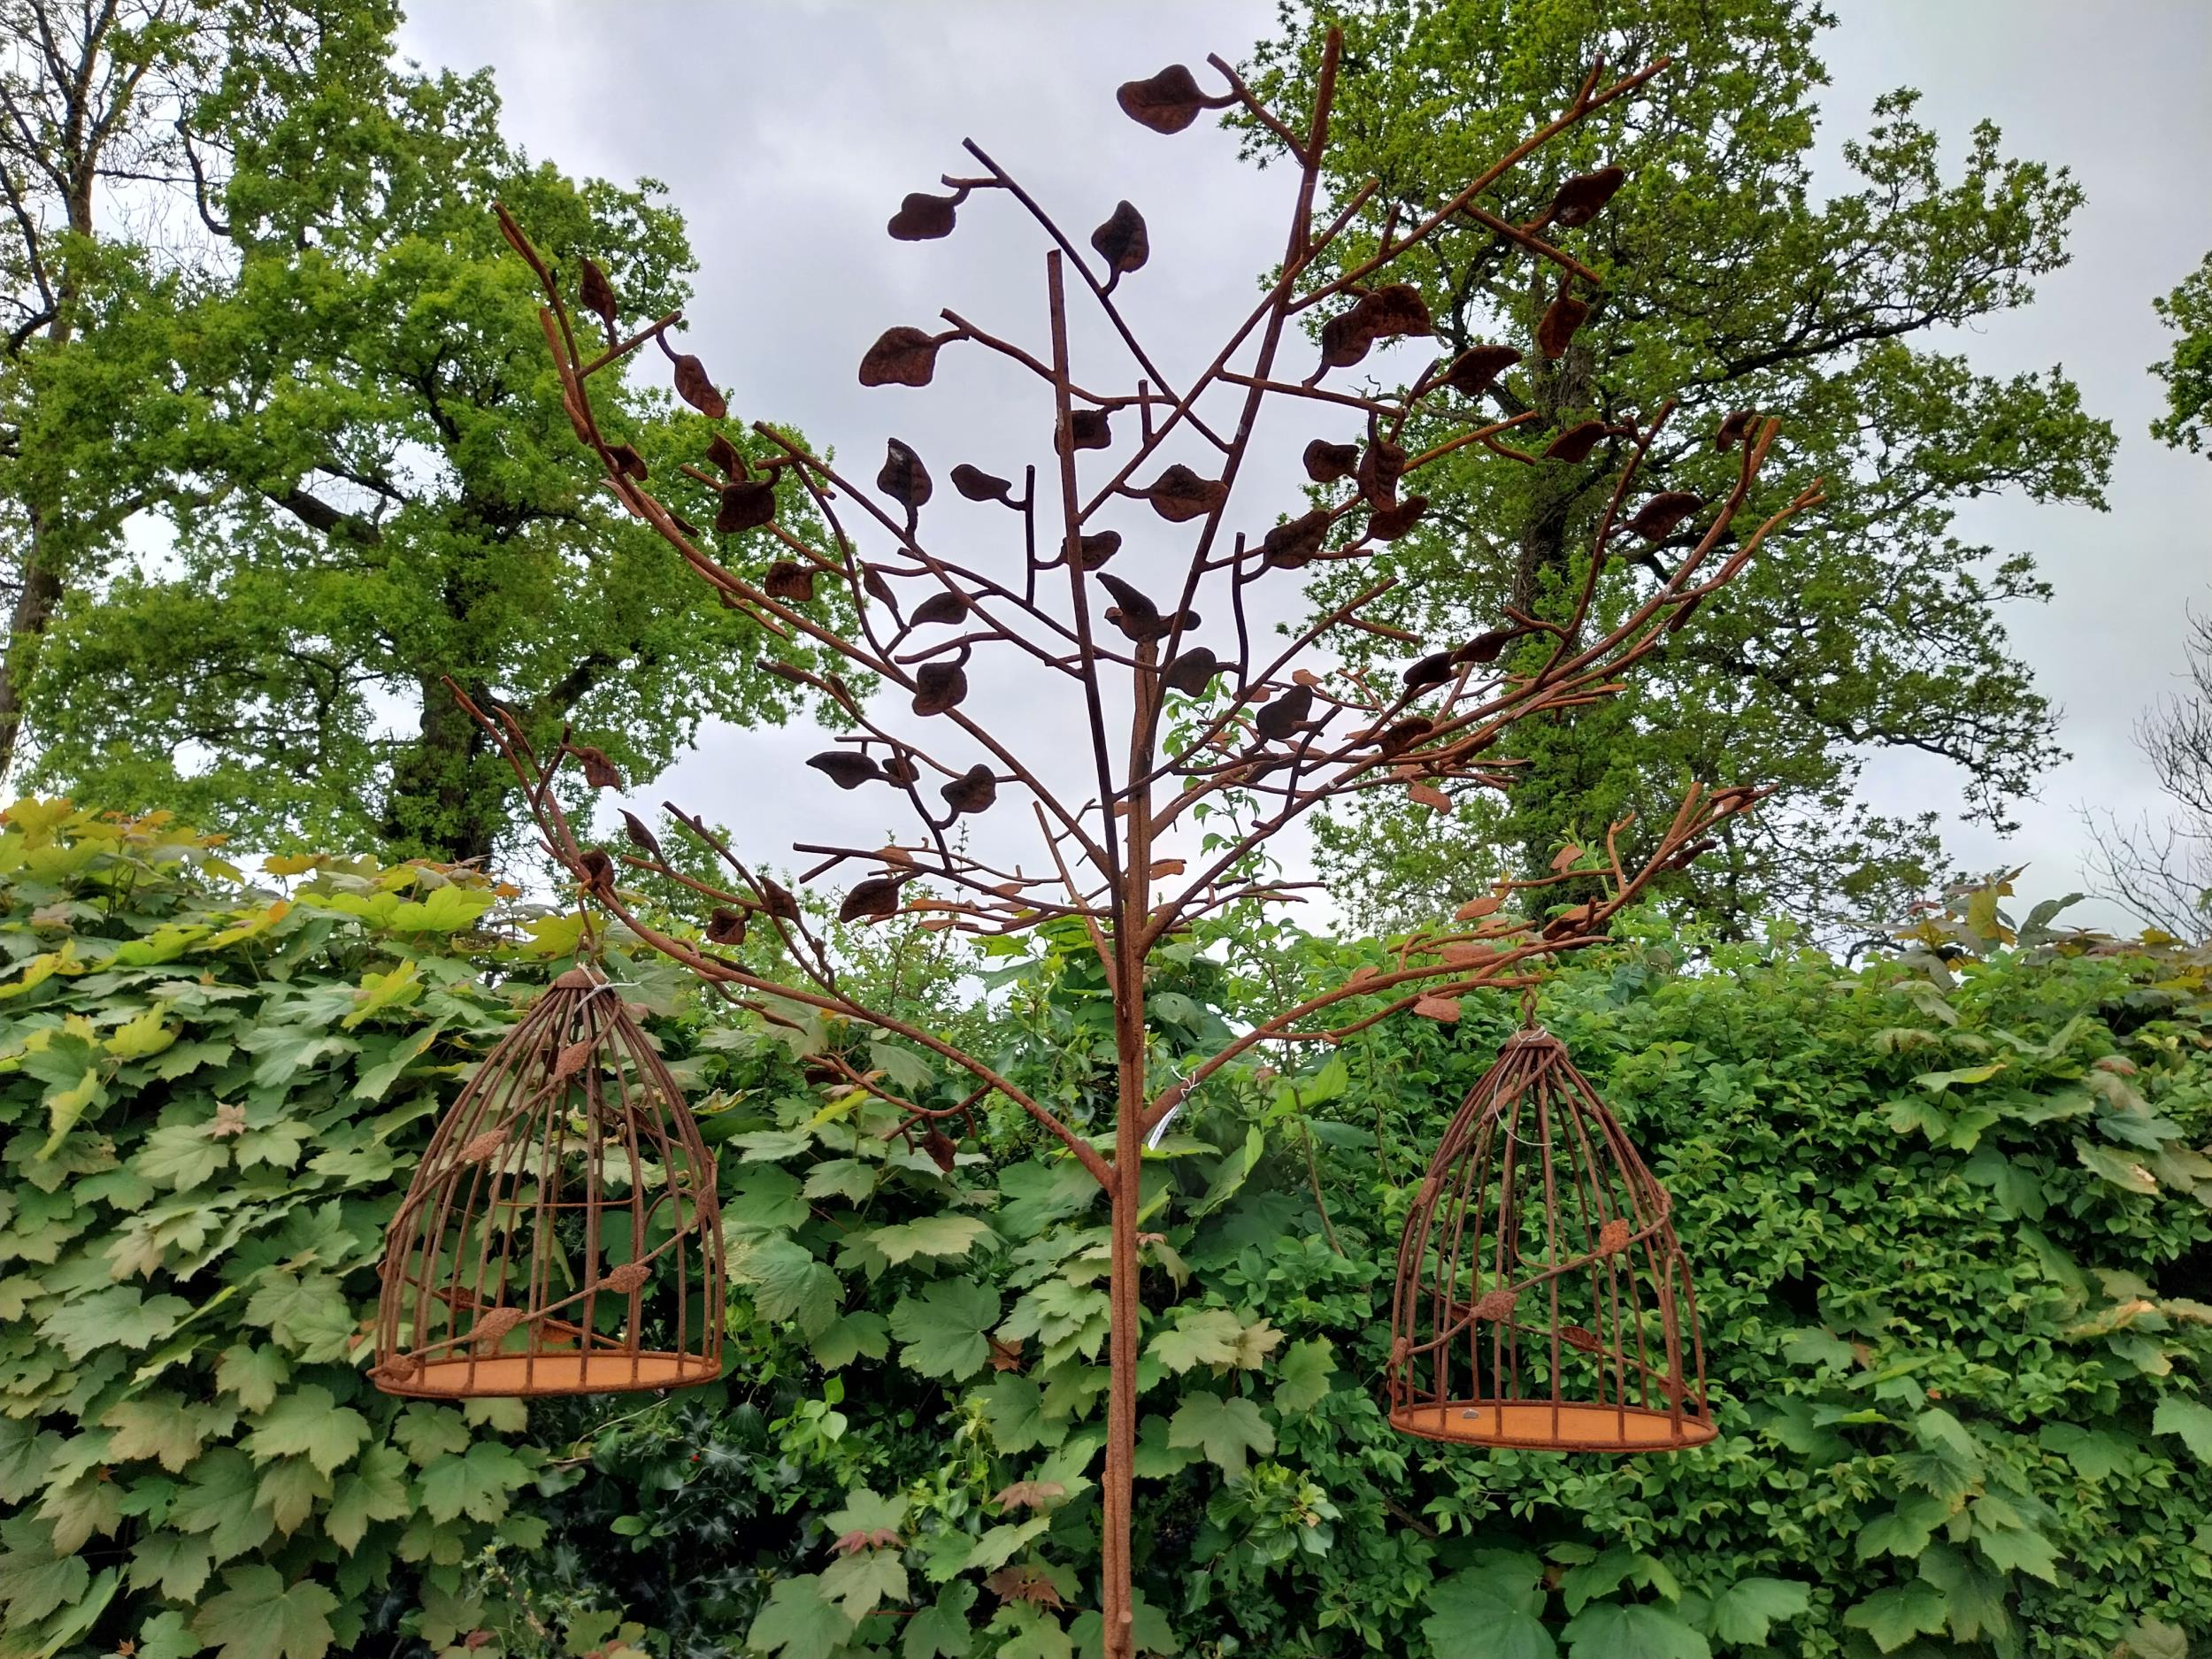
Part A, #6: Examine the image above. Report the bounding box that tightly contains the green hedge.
[5,803,2211,1659]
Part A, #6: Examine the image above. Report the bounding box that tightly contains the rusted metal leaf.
[1714,407,1756,451]
[458,1130,506,1164]
[715,480,776,533]
[878,438,933,510]
[941,764,998,816]
[1090,199,1150,288]
[1261,508,1332,569]
[706,907,748,946]
[1075,530,1122,570]
[1143,464,1228,523]
[840,876,905,923]
[1356,435,1406,505]
[1454,626,1526,665]
[568,745,625,790]
[760,879,801,920]
[1378,716,1433,757]
[1255,683,1315,740]
[1320,282,1433,369]
[1442,343,1522,397]
[1542,419,1609,463]
[764,561,817,603]
[986,1563,1067,1608]
[863,567,895,604]
[606,442,648,481]
[881,754,922,787]
[912,661,969,716]
[1561,1324,1602,1354]
[923,1130,958,1172]
[619,810,664,861]
[1597,1217,1632,1255]
[1537,291,1590,359]
[1368,495,1427,542]
[1302,438,1360,482]
[598,1261,652,1295]
[671,353,726,419]
[553,1039,593,1079]
[951,463,1014,503]
[578,257,618,334]
[1414,995,1463,1023]
[1403,650,1456,693]
[860,326,941,388]
[706,433,747,478]
[1548,165,1626,228]
[1550,842,1583,872]
[1163,647,1221,695]
[1117,63,1210,134]
[887,190,959,241]
[808,751,882,790]
[1471,1286,1517,1320]
[1057,407,1112,453]
[472,1306,527,1347]
[911,591,971,626]
[1408,780,1451,812]
[1454,895,1502,921]
[577,849,617,889]
[1625,491,1701,541]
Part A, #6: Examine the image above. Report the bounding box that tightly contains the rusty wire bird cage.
[1386,1024,1714,1451]
[373,966,725,1398]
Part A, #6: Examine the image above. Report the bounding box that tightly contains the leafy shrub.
[0,802,585,1659]
[520,910,2212,1659]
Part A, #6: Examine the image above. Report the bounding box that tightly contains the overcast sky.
[394,0,2212,933]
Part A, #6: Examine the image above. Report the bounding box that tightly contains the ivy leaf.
[215,1345,292,1415]
[2074,1137,2159,1194]
[168,1448,275,1562]
[1166,1391,1272,1476]
[134,1122,229,1189]
[977,1374,1060,1455]
[1146,1307,1243,1372]
[1916,1543,2010,1645]
[1699,1577,1810,1646]
[0,1514,90,1624]
[243,1385,368,1475]
[1071,1589,1177,1659]
[325,1446,411,1554]
[1559,1603,1708,1659]
[904,1579,978,1658]
[418,1441,528,1525]
[818,1548,909,1619]
[2153,1394,2212,1463]
[391,1404,470,1466]
[889,1279,1001,1379]
[748,1573,861,1659]
[39,1284,191,1359]
[103,1394,219,1472]
[810,1311,891,1371]
[127,1529,214,1602]
[137,1610,204,1659]
[864,1216,998,1265]
[1842,1581,1948,1653]
[191,1563,338,1659]
[1421,1551,1554,1659]
[2039,1420,2136,1479]
[256,1459,331,1535]
[732,1235,843,1339]
[1273,1337,1337,1413]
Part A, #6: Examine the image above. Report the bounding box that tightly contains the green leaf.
[734,1235,844,1339]
[2039,1421,2135,1479]
[818,1548,908,1619]
[128,1529,215,1602]
[325,1446,411,1553]
[103,1394,219,1473]
[243,1385,369,1476]
[732,1165,810,1230]
[889,1279,1001,1379]
[1421,1551,1553,1659]
[215,1345,292,1414]
[1166,1391,1273,1477]
[977,1374,1060,1455]
[864,1215,997,1264]
[1273,1336,1336,1413]
[810,1311,890,1371]
[1559,1603,1709,1659]
[2153,1394,2212,1463]
[2121,1617,2192,1659]
[255,1458,330,1535]
[826,1488,909,1536]
[0,1514,90,1624]
[747,1573,860,1659]
[1699,1577,1809,1646]
[169,1449,275,1562]
[1146,1306,1244,1373]
[384,884,497,933]
[39,1284,191,1359]
[1071,1588,1178,1659]
[2074,1137,2158,1194]
[418,1440,528,1525]
[1916,1542,2010,1645]
[137,1609,204,1659]
[903,1579,977,1659]
[191,1563,338,1659]
[1843,1582,1947,1653]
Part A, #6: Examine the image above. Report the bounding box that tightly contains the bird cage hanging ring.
[1386,1025,1714,1451]
[373,965,726,1398]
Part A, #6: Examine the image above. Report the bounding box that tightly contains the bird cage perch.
[373,965,725,1398]
[1386,1025,1714,1451]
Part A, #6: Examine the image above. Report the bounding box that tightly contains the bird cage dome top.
[1386,1025,1714,1451]
[373,965,725,1399]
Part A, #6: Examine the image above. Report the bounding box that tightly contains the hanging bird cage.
[373,966,725,1398]
[1386,1026,1714,1451]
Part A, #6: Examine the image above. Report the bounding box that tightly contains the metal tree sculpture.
[478,30,1819,1657]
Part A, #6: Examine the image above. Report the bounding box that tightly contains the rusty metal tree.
[478,30,1819,1657]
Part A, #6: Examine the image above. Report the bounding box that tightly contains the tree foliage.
[2152,251,2212,457]
[4,1,829,864]
[1242,0,2114,936]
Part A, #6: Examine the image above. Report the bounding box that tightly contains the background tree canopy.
[1244,0,2114,938]
[1,0,831,866]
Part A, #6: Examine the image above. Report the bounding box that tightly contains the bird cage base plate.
[382,1351,721,1400]
[1391,1400,1717,1452]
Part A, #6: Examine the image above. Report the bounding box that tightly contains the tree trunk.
[0,510,64,784]
[381,677,500,864]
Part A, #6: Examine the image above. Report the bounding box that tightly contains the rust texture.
[372,966,725,1399]
[1387,1025,1714,1452]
